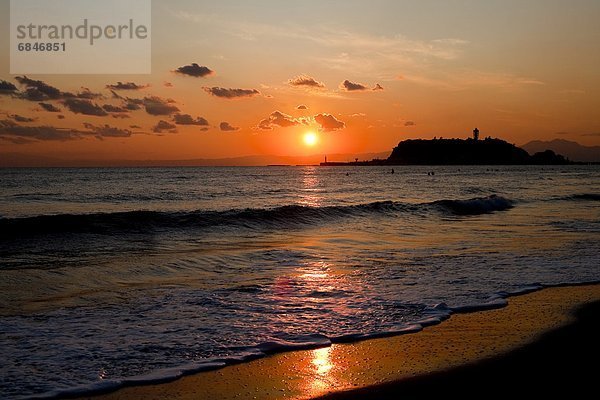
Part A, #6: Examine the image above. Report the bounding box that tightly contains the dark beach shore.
[318,299,600,400]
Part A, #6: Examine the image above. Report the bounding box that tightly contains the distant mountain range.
[0,152,391,167]
[522,139,600,162]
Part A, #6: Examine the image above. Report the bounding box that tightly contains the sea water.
[0,165,598,398]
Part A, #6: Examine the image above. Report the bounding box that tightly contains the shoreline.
[318,298,600,399]
[77,282,600,400]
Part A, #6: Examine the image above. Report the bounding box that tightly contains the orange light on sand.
[303,131,318,147]
[312,347,333,375]
[309,346,336,394]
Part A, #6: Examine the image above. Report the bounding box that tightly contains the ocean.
[0,165,599,399]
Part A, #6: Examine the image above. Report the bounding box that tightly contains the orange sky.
[1,0,599,164]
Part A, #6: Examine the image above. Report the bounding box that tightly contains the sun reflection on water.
[298,167,323,207]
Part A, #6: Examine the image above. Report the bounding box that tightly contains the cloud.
[297,104,308,110]
[203,87,260,99]
[143,96,179,115]
[349,113,366,117]
[9,114,35,123]
[124,102,142,111]
[220,121,239,131]
[102,104,129,113]
[106,82,149,90]
[130,124,141,129]
[15,76,104,102]
[580,132,600,137]
[0,119,137,143]
[288,75,325,88]
[153,120,178,133]
[0,136,33,144]
[15,76,62,99]
[558,89,585,95]
[341,80,368,91]
[75,88,103,99]
[0,80,17,93]
[83,123,133,138]
[404,120,416,127]
[22,88,50,101]
[122,97,144,111]
[257,119,273,130]
[173,113,209,126]
[63,98,108,116]
[15,77,103,101]
[339,80,384,92]
[175,63,214,77]
[554,131,570,135]
[0,119,84,141]
[314,113,345,131]
[403,70,546,91]
[257,110,301,130]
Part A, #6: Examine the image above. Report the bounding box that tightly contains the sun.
[303,131,318,146]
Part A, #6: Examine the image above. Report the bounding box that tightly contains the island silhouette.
[321,129,570,166]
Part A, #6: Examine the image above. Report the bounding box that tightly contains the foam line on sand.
[81,284,600,400]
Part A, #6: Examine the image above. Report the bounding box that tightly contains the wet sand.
[82,284,600,400]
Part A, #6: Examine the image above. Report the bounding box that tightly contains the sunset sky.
[1,0,599,163]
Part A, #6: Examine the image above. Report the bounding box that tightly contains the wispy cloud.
[173,10,546,94]
[173,11,468,61]
[0,118,146,144]
[559,89,586,95]
[0,119,83,142]
[400,70,546,91]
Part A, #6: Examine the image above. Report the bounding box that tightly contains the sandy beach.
[80,283,600,400]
